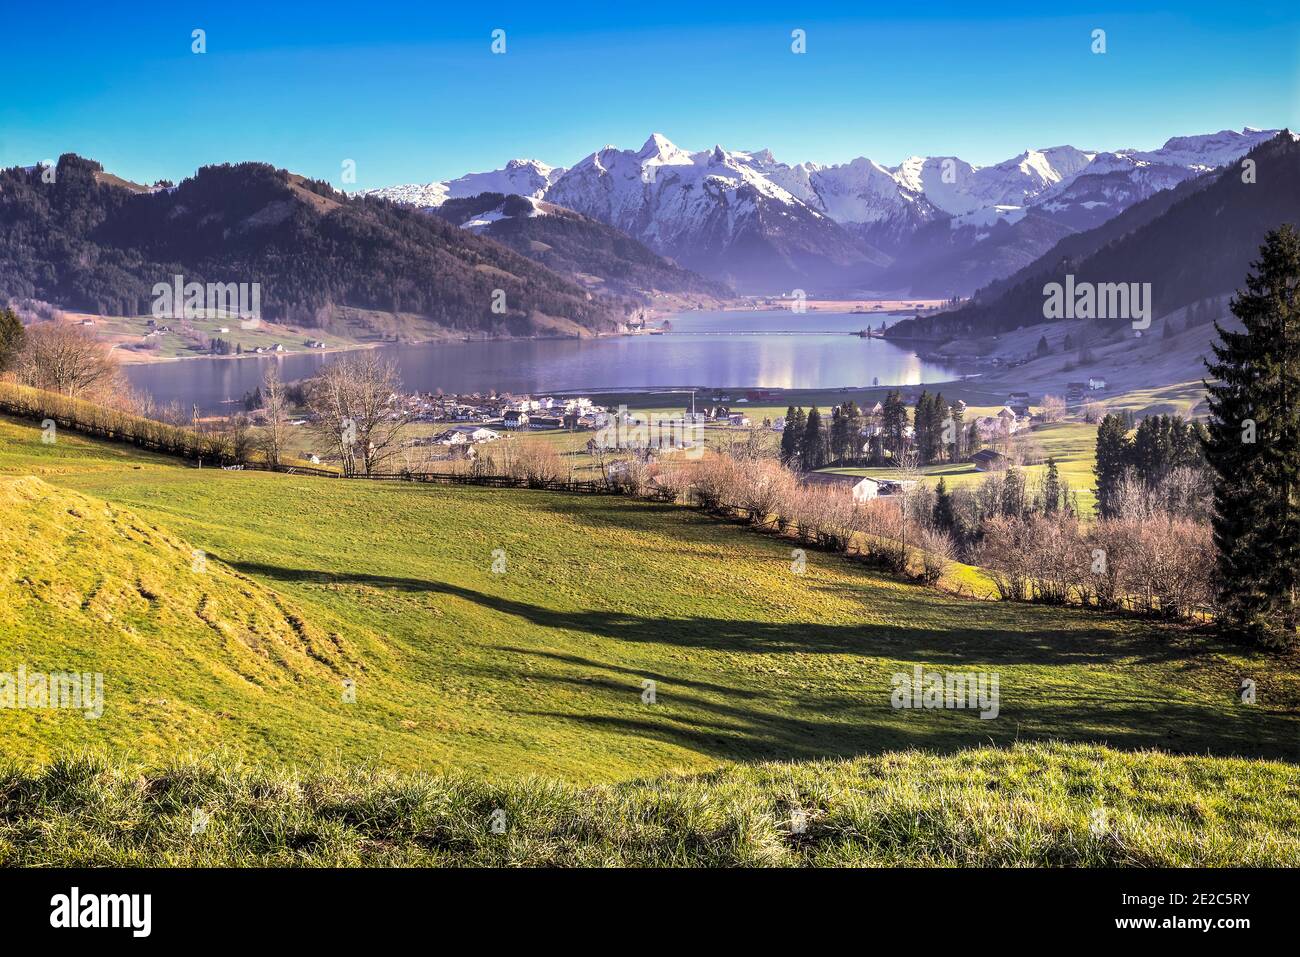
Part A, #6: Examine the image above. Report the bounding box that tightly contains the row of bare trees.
[642,452,959,585]
[574,448,1215,618]
[976,512,1214,619]
[0,379,256,464]
[10,322,126,401]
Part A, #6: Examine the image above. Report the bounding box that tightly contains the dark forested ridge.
[0,155,625,335]
[432,193,733,304]
[887,132,1299,342]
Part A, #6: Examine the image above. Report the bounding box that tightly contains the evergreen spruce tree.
[780,406,804,466]
[801,406,827,470]
[845,401,864,463]
[0,306,25,371]
[881,391,908,460]
[1094,413,1131,518]
[912,392,931,463]
[947,401,964,462]
[1204,226,1300,645]
[930,392,946,463]
[932,477,956,533]
[829,404,848,464]
[1043,457,1062,514]
[913,392,944,465]
[1000,466,1026,518]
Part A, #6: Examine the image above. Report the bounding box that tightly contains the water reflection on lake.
[124,310,952,413]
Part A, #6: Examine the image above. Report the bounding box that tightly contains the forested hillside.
[0,156,625,336]
[432,192,732,304]
[887,132,1299,342]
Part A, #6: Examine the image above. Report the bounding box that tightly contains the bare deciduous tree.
[305,354,407,475]
[1040,394,1067,423]
[260,367,289,468]
[16,322,123,400]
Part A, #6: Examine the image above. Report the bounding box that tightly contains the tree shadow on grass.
[493,664,1300,765]
[228,559,1200,668]
[219,558,1300,765]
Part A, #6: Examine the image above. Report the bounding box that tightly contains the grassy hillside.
[2,414,1297,786]
[2,743,1297,866]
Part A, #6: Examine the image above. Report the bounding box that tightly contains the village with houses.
[377,389,767,466]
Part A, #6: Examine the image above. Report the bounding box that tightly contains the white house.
[503,410,531,430]
[975,409,1020,440]
[1088,377,1108,391]
[802,473,882,502]
[435,426,500,445]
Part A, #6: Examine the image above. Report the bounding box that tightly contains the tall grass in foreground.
[3,743,1297,867]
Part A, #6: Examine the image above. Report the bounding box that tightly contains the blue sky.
[3,1,1297,189]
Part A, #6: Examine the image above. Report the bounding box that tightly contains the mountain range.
[887,131,1300,344]
[363,127,1277,296]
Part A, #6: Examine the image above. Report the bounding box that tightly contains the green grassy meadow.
[2,410,1298,864]
[4,743,1297,866]
[2,414,1297,779]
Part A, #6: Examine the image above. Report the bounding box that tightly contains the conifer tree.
[780,405,803,465]
[881,391,908,460]
[932,477,956,533]
[1094,413,1131,518]
[801,406,827,470]
[0,306,25,371]
[1204,226,1300,645]
[946,401,964,462]
[1043,457,1062,514]
[1000,466,1026,518]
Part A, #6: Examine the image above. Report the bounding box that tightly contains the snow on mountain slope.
[1031,129,1276,219]
[544,135,876,293]
[457,195,553,231]
[891,146,1095,218]
[363,127,1278,294]
[360,158,562,208]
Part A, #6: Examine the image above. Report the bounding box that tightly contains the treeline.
[1094,412,1211,519]
[623,451,1211,618]
[779,390,973,469]
[0,156,622,334]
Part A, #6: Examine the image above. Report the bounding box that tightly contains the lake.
[123,309,954,413]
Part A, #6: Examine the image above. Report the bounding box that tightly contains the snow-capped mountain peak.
[358,157,563,208]
[637,132,692,165]
[361,126,1280,294]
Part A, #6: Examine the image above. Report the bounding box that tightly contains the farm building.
[801,472,882,502]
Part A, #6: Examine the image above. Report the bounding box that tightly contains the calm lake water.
[124,310,953,413]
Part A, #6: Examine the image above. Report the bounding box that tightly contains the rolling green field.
[2,413,1297,790]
